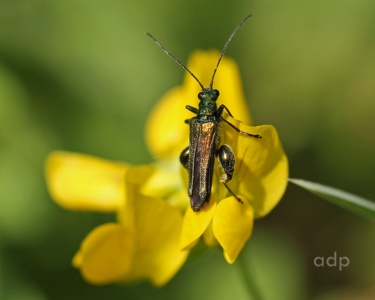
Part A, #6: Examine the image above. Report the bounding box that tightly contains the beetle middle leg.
[216,144,243,204]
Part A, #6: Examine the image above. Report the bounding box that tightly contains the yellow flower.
[146,50,288,263]
[45,49,288,287]
[46,152,189,286]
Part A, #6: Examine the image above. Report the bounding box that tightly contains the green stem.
[236,254,263,300]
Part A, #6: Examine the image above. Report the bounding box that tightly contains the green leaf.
[288,179,375,221]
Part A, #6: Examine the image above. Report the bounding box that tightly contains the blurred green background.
[1,0,374,299]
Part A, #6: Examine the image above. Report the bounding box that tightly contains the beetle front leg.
[179,146,190,169]
[186,105,198,114]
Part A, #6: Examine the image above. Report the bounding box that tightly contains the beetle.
[147,15,261,212]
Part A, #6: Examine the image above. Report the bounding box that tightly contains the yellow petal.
[212,197,254,264]
[73,223,133,285]
[125,185,189,287]
[126,165,156,186]
[145,87,191,158]
[141,159,188,208]
[117,164,162,232]
[203,221,219,247]
[180,197,217,250]
[45,151,127,212]
[113,164,158,236]
[220,114,289,218]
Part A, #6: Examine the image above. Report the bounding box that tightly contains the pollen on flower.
[220,173,229,183]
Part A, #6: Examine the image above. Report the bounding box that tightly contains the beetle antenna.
[146,32,205,90]
[209,14,252,89]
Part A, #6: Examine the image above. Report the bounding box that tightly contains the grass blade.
[288,178,375,221]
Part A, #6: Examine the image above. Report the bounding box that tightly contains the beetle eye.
[212,89,220,100]
[198,92,204,100]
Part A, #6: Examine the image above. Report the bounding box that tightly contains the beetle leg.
[186,105,198,114]
[216,144,235,183]
[223,183,243,204]
[217,104,262,138]
[217,144,243,204]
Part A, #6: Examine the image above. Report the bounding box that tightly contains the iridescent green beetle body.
[148,15,261,212]
[179,88,259,212]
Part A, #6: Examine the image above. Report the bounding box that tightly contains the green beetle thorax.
[197,88,220,118]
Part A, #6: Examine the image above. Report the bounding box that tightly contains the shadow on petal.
[220,115,289,218]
